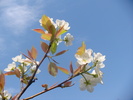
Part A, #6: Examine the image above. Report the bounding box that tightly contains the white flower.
[4,62,16,72]
[96,62,105,68]
[12,54,23,63]
[79,71,103,92]
[30,66,41,74]
[92,68,103,84]
[79,74,96,92]
[93,53,105,63]
[0,90,12,100]
[56,19,70,30]
[64,33,74,46]
[75,49,93,65]
[93,52,106,68]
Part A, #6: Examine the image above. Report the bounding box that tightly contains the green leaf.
[48,62,58,76]
[50,42,57,54]
[0,71,5,93]
[55,50,68,56]
[41,33,52,40]
[41,41,49,53]
[57,66,69,74]
[41,15,56,34]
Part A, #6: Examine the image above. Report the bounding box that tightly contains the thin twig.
[16,41,53,100]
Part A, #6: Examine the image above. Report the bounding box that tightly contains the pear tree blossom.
[56,19,70,30]
[12,54,23,63]
[79,74,95,92]
[75,49,93,65]
[4,62,16,72]
[0,15,106,100]
[64,33,74,46]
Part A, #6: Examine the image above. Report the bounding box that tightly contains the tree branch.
[23,76,74,100]
[16,41,53,100]
[23,64,89,100]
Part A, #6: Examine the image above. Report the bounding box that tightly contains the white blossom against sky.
[0,0,133,100]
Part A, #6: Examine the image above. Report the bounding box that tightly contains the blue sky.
[0,0,133,100]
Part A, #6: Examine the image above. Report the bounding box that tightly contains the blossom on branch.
[12,54,23,63]
[80,70,103,93]
[4,62,16,72]
[64,33,74,46]
[93,52,106,68]
[75,49,93,65]
[56,19,70,30]
[0,90,12,100]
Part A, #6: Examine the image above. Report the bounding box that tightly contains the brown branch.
[16,41,53,100]
[23,64,88,100]
[23,76,74,100]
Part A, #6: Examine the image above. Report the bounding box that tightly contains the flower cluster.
[75,45,105,92]
[39,16,74,46]
[4,54,41,79]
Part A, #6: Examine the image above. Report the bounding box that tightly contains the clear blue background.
[0,0,133,100]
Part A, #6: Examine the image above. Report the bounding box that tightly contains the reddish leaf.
[55,50,68,56]
[0,71,5,92]
[14,69,21,78]
[74,65,84,76]
[32,29,45,34]
[56,26,67,37]
[31,46,38,59]
[41,41,49,53]
[64,81,72,87]
[69,62,73,74]
[48,62,58,76]
[5,71,15,76]
[27,50,33,60]
[21,53,32,61]
[57,66,69,74]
